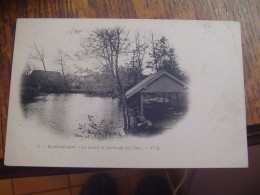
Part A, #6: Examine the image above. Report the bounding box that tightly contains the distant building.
[26,70,69,92]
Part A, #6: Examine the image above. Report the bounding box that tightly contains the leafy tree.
[149,36,188,82]
[129,31,148,84]
[82,27,131,131]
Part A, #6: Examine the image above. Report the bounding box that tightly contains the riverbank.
[21,91,187,139]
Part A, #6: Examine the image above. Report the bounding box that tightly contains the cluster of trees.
[23,26,188,133]
[22,43,72,91]
[80,27,188,131]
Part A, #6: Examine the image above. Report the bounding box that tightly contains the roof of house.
[27,70,67,88]
[29,70,63,79]
[125,71,188,99]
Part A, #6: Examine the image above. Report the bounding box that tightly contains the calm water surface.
[24,94,125,137]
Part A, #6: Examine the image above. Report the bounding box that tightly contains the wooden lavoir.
[126,71,188,122]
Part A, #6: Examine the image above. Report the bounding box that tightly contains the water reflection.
[23,93,187,139]
[23,94,125,137]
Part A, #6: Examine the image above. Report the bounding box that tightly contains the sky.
[15,18,241,82]
[17,19,195,76]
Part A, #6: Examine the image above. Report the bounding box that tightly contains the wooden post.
[140,93,145,122]
[176,92,179,113]
[168,93,171,104]
[163,93,166,104]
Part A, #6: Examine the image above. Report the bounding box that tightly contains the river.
[23,93,126,139]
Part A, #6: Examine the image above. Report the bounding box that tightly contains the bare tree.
[29,42,47,71]
[83,27,131,131]
[54,49,71,92]
[149,31,158,71]
[130,31,148,84]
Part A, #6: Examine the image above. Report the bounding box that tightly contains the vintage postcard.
[4,19,248,168]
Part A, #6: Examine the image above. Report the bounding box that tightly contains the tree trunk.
[42,60,46,71]
[122,96,131,131]
[114,29,131,131]
[59,54,71,92]
[121,101,128,131]
[140,93,145,122]
[61,70,71,92]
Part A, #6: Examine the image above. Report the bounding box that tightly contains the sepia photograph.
[20,21,189,139]
[4,19,248,168]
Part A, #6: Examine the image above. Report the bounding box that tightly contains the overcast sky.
[17,19,195,76]
[14,18,240,82]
